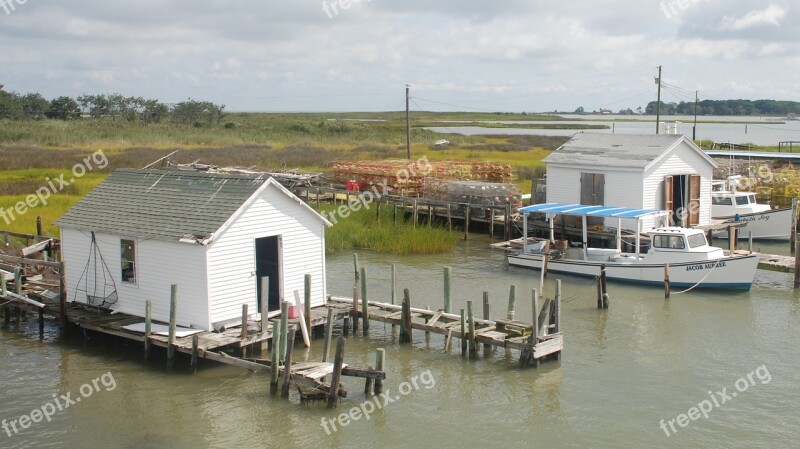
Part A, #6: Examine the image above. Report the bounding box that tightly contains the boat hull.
[507,253,759,290]
[711,208,792,241]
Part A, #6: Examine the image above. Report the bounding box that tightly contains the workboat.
[508,203,759,290]
[711,176,792,241]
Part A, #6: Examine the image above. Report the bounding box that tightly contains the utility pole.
[693,90,698,141]
[405,84,411,160]
[655,65,662,134]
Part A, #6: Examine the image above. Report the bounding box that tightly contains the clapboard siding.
[60,228,210,329]
[644,142,713,227]
[207,185,327,326]
[545,166,581,204]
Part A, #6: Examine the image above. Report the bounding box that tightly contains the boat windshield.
[687,233,707,248]
[749,195,757,204]
[712,196,733,205]
[736,196,750,205]
[653,235,685,249]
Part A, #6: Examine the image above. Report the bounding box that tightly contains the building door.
[581,173,605,226]
[664,175,700,227]
[255,236,282,312]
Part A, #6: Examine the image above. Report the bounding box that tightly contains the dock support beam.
[167,284,177,370]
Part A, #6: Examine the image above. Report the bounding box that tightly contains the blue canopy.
[519,203,668,219]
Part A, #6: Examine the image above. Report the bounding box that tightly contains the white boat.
[509,203,759,290]
[711,176,792,241]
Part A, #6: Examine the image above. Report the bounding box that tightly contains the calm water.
[426,115,800,146]
[2,235,800,448]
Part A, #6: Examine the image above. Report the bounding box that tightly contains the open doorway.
[664,174,700,227]
[255,236,282,312]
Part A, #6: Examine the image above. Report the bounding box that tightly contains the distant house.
[55,168,331,331]
[543,133,717,229]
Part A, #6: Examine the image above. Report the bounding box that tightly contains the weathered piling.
[748,231,754,253]
[507,284,517,320]
[360,267,369,333]
[322,308,334,363]
[412,200,418,228]
[353,253,360,283]
[792,198,798,255]
[191,334,199,373]
[601,265,609,308]
[327,337,346,409]
[374,348,385,395]
[443,266,452,314]
[467,300,476,359]
[447,204,452,230]
[240,304,249,340]
[482,292,490,320]
[352,285,359,334]
[144,300,152,360]
[664,263,671,299]
[167,284,178,370]
[464,206,471,240]
[281,326,296,399]
[279,301,289,362]
[304,274,312,335]
[13,268,22,295]
[400,289,412,343]
[460,308,467,356]
[58,262,67,329]
[555,280,562,335]
[270,319,280,394]
[391,263,397,305]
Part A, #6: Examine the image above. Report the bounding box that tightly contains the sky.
[0,1,797,112]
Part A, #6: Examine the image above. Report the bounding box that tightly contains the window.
[712,196,733,205]
[736,196,749,205]
[688,233,707,248]
[121,239,136,284]
[653,235,685,250]
[749,195,757,204]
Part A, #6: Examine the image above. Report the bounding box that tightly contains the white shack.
[55,168,331,331]
[544,133,717,229]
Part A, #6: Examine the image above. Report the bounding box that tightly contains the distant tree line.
[645,99,800,116]
[0,89,225,126]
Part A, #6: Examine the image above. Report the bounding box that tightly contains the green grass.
[319,204,460,255]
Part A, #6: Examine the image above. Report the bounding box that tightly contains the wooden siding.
[207,185,327,326]
[60,228,211,329]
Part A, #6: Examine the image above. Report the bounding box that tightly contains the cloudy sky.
[0,1,797,112]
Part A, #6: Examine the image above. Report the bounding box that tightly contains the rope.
[561,275,601,303]
[671,259,723,295]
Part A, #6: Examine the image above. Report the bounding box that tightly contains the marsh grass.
[319,204,459,255]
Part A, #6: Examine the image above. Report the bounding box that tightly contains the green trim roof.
[55,168,324,243]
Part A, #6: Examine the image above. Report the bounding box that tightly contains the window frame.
[120,238,138,285]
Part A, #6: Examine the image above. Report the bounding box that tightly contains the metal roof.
[543,132,716,170]
[55,168,328,244]
[520,203,669,219]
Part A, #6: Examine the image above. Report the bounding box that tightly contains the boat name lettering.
[685,261,727,271]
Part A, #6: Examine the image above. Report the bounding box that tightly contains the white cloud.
[719,4,787,31]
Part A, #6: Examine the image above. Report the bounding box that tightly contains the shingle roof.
[55,168,323,243]
[543,132,715,169]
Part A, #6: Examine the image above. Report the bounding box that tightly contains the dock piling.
[270,319,280,394]
[241,304,249,340]
[601,265,609,308]
[664,263,671,299]
[281,326,296,399]
[374,348,385,395]
[191,334,199,373]
[352,285,359,335]
[460,309,466,356]
[353,253,360,283]
[360,267,369,334]
[464,206,471,240]
[791,198,798,255]
[327,337,346,408]
[322,308,334,363]
[467,300,476,359]
[144,300,152,360]
[304,274,312,335]
[167,284,177,370]
[443,266,452,314]
[279,301,289,362]
[400,289,412,343]
[507,284,516,320]
[58,262,67,329]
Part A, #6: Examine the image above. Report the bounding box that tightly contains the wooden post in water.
[360,267,369,334]
[167,284,177,370]
[428,203,433,227]
[464,206,471,240]
[460,309,467,356]
[270,319,280,394]
[353,253,360,283]
[240,304,249,340]
[352,285,359,335]
[38,308,45,339]
[322,308,334,363]
[260,277,269,333]
[489,209,495,239]
[482,292,490,320]
[13,268,22,295]
[279,301,289,362]
[304,274,312,334]
[327,337,346,409]
[447,204,452,231]
[600,265,609,308]
[412,200,418,229]
[374,348,385,395]
[144,300,152,360]
[792,198,798,255]
[191,334,199,373]
[467,300,476,359]
[281,326,296,399]
[507,284,516,320]
[728,226,736,254]
[400,289,412,343]
[794,233,800,288]
[59,261,67,329]
[664,263,671,299]
[504,204,512,241]
[443,266,452,314]
[555,280,562,334]
[748,231,753,253]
